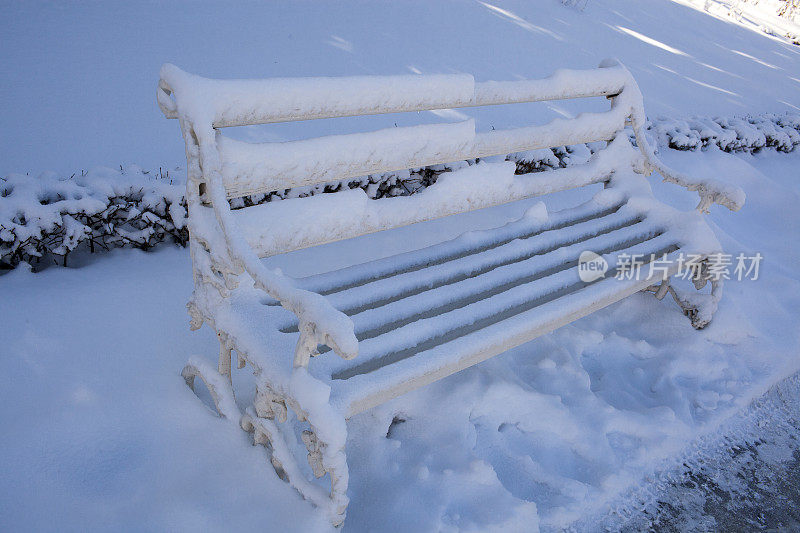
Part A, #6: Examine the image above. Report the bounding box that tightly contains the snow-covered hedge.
[0,167,187,269]
[648,112,800,153]
[2,112,799,271]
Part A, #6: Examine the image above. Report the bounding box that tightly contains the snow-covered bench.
[158,59,744,526]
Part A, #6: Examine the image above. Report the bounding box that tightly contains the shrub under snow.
[0,166,187,269]
[648,112,800,153]
[2,112,799,271]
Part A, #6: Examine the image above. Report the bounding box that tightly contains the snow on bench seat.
[209,180,718,419]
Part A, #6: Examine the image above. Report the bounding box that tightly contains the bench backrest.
[158,60,645,257]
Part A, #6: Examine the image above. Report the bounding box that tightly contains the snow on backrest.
[160,62,641,256]
[158,63,476,127]
[216,120,478,199]
[158,64,632,200]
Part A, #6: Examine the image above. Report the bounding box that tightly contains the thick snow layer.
[587,370,800,531]
[1,150,798,531]
[207,145,618,257]
[3,110,795,270]
[2,0,800,531]
[0,167,186,268]
[160,63,476,127]
[0,168,185,242]
[216,119,477,195]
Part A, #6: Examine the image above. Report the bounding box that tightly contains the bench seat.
[203,169,717,418]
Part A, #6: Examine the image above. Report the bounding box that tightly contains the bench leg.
[181,329,239,416]
[241,381,350,527]
[181,356,240,419]
[182,334,350,526]
[218,332,232,388]
[644,261,723,329]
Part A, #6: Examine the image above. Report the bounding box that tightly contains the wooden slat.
[337,219,659,341]
[198,151,622,258]
[159,64,627,128]
[218,120,476,198]
[219,109,626,198]
[297,199,625,295]
[326,232,676,380]
[278,209,644,331]
[334,253,684,417]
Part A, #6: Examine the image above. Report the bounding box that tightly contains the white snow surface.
[2,0,800,175]
[1,1,800,532]
[159,63,476,127]
[675,0,800,42]
[2,149,798,532]
[215,119,477,195]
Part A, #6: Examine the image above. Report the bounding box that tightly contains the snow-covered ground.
[594,369,800,531]
[1,148,798,531]
[2,0,799,176]
[676,0,800,43]
[1,1,800,531]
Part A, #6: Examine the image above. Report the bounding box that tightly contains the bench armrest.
[636,130,745,213]
[600,58,745,214]
[198,141,359,368]
[221,211,359,367]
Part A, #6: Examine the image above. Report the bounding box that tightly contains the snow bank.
[676,0,800,43]
[5,0,800,177]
